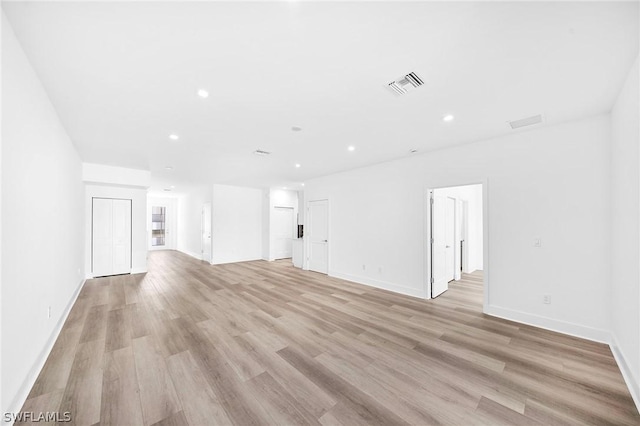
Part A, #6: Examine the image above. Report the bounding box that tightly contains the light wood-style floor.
[20,250,639,425]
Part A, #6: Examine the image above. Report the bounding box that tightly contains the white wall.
[268,189,299,261]
[84,183,148,277]
[298,190,305,225]
[211,184,263,265]
[1,13,85,415]
[305,114,611,342]
[82,163,150,188]
[147,196,177,250]
[611,55,640,407]
[177,185,211,260]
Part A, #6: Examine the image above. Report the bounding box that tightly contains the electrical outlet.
[48,306,51,319]
[534,238,542,248]
[543,294,551,304]
[378,266,383,273]
[362,264,366,271]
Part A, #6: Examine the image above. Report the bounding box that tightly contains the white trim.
[130,267,148,275]
[330,270,425,299]
[5,278,86,420]
[610,336,640,413]
[485,304,611,343]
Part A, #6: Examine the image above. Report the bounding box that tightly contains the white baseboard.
[4,278,86,423]
[485,304,611,343]
[177,249,207,262]
[610,336,640,413]
[329,270,426,299]
[211,256,263,265]
[130,267,147,275]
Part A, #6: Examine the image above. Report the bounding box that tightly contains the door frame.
[304,198,330,273]
[424,179,489,313]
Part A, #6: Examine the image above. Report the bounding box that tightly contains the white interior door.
[445,197,456,282]
[431,194,448,297]
[202,202,212,263]
[92,198,131,277]
[92,198,113,277]
[273,207,294,259]
[112,199,132,274]
[308,200,328,274]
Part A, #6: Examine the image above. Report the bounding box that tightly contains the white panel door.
[92,198,132,277]
[112,199,132,275]
[431,194,448,297]
[308,200,328,274]
[445,197,456,282]
[273,207,294,259]
[202,202,212,263]
[92,198,113,277]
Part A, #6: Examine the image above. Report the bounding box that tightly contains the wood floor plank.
[132,335,181,425]
[58,339,105,426]
[100,346,144,426]
[166,350,232,425]
[17,251,639,425]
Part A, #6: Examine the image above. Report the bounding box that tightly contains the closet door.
[92,198,132,277]
[112,199,132,274]
[92,198,114,277]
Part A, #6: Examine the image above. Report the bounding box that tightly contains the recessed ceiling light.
[295,163,301,168]
[442,114,455,123]
[291,126,302,132]
[197,89,209,98]
[165,166,174,170]
[301,183,305,187]
[170,185,175,189]
[253,149,271,156]
[169,134,179,140]
[348,146,355,152]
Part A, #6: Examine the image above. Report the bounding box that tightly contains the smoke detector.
[508,114,544,130]
[387,72,424,95]
[253,149,271,156]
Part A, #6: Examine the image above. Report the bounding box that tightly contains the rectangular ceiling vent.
[387,72,424,95]
[508,114,544,130]
[253,149,271,156]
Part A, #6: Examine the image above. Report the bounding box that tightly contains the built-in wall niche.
[151,206,166,246]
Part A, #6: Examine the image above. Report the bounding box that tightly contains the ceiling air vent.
[253,149,271,156]
[387,72,424,95]
[508,114,543,130]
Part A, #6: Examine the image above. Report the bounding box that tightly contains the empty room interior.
[2,1,640,425]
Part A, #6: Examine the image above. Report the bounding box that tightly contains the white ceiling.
[3,1,638,192]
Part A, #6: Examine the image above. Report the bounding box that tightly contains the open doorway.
[428,184,484,301]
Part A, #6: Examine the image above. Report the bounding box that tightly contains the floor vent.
[508,114,543,129]
[387,72,424,95]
